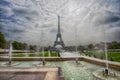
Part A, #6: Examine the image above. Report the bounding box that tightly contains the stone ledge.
[0,56,120,70]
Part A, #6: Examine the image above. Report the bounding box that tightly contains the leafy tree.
[78,45,86,52]
[88,44,94,50]
[0,32,6,48]
[29,45,36,51]
[12,41,25,50]
[107,41,120,49]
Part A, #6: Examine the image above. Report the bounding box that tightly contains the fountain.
[60,51,81,57]
[25,44,29,57]
[95,46,104,59]
[58,50,61,57]
[0,47,120,80]
[48,50,51,57]
[8,41,12,65]
[104,42,109,76]
[32,46,39,65]
[42,47,46,66]
[92,42,120,80]
[35,46,39,57]
[75,58,79,64]
[92,26,120,80]
[1,41,20,66]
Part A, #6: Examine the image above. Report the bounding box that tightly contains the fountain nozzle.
[103,68,109,76]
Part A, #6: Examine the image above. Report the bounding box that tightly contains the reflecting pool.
[0,61,120,80]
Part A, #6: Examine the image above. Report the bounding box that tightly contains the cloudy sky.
[0,0,120,46]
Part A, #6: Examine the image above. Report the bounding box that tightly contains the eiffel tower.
[53,16,65,49]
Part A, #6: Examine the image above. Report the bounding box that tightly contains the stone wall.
[0,56,119,70]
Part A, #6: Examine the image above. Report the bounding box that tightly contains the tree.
[29,45,36,51]
[78,45,86,52]
[107,41,120,49]
[12,41,25,50]
[0,32,6,48]
[88,44,94,50]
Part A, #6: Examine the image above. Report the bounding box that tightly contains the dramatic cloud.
[0,0,120,46]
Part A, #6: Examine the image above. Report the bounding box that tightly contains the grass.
[12,51,120,62]
[13,53,26,57]
[108,52,120,62]
[12,52,58,57]
[83,51,120,62]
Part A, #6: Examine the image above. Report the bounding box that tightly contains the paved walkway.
[0,68,58,80]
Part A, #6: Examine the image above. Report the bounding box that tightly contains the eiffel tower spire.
[58,16,60,33]
[53,16,65,48]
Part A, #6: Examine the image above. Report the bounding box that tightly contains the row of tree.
[87,41,120,50]
[76,41,120,52]
[0,32,6,48]
[0,32,36,51]
[12,41,36,50]
[0,32,120,51]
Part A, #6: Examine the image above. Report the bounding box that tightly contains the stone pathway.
[0,68,59,80]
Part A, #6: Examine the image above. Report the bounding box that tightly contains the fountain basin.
[0,56,120,70]
[0,67,63,80]
[0,61,120,80]
[93,68,120,80]
[0,62,21,67]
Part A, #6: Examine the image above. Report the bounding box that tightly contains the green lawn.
[83,51,120,62]
[13,53,26,57]
[12,51,120,62]
[108,52,120,62]
[12,52,58,57]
